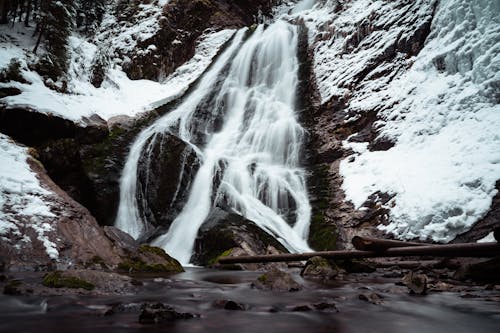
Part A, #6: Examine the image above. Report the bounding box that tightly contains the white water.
[116,20,312,265]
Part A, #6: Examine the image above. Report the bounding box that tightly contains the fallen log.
[217,242,500,264]
[352,236,424,251]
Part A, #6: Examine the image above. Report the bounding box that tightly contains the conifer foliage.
[0,0,107,82]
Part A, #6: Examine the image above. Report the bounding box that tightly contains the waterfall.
[116,19,312,265]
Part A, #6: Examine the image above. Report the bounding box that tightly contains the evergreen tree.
[34,0,76,81]
[76,0,106,34]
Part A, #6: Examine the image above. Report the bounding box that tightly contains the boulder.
[300,256,339,281]
[117,245,184,273]
[402,271,428,295]
[191,207,288,266]
[253,268,302,292]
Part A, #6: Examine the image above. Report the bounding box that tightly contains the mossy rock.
[308,214,338,251]
[42,271,95,290]
[301,256,339,281]
[118,245,184,273]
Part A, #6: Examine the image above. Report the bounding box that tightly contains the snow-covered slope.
[0,24,234,123]
[0,134,59,259]
[299,0,499,242]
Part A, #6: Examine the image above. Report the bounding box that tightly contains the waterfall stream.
[115,19,312,265]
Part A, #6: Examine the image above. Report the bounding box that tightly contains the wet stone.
[358,292,384,305]
[402,272,428,295]
[213,299,246,311]
[139,302,198,324]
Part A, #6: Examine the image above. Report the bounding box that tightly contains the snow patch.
[0,134,58,259]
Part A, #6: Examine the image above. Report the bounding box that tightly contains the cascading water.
[116,19,313,265]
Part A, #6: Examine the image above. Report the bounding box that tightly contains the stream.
[1,268,499,333]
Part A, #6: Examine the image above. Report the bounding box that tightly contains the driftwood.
[352,236,423,251]
[217,242,500,264]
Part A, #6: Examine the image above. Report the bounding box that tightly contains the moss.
[117,259,183,273]
[257,274,267,283]
[42,271,95,290]
[208,248,233,266]
[308,214,338,251]
[138,245,170,259]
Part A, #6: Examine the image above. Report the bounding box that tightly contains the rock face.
[137,133,200,229]
[118,0,281,81]
[304,0,437,249]
[191,207,288,266]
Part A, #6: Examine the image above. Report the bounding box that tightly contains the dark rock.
[192,207,287,267]
[402,272,428,295]
[3,280,23,295]
[454,257,500,284]
[292,305,312,312]
[313,302,339,312]
[0,107,77,145]
[136,133,200,230]
[139,303,197,324]
[253,268,302,292]
[0,87,21,98]
[300,256,339,281]
[212,299,246,311]
[340,259,376,273]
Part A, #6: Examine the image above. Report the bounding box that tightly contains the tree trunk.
[0,0,8,24]
[217,242,500,264]
[24,0,31,26]
[351,236,424,251]
[33,21,44,54]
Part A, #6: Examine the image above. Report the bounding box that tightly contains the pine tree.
[34,0,76,81]
[76,0,105,34]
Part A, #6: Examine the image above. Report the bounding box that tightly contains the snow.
[336,0,500,242]
[0,23,235,123]
[477,232,495,243]
[0,134,59,259]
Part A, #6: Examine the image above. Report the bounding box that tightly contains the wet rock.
[313,302,339,312]
[300,256,339,281]
[41,270,137,294]
[42,271,95,290]
[358,292,384,305]
[212,299,246,311]
[3,280,23,296]
[402,272,428,295]
[136,133,200,230]
[253,268,302,292]
[192,207,288,267]
[292,305,312,312]
[139,303,197,324]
